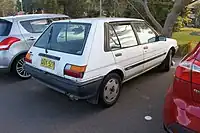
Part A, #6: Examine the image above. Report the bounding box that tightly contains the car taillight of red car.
[164,42,200,133]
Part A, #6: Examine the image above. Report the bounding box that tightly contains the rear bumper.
[0,50,13,72]
[24,64,103,99]
[0,67,9,73]
[164,123,196,133]
[163,87,200,133]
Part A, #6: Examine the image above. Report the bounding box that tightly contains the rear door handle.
[28,37,36,41]
[115,53,122,57]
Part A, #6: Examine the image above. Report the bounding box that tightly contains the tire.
[99,73,122,108]
[160,50,173,72]
[12,54,31,79]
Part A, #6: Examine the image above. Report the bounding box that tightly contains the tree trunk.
[162,0,192,37]
[130,0,192,38]
[139,0,163,33]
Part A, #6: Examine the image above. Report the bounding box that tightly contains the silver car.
[0,14,69,79]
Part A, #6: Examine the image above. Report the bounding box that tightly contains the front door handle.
[143,46,148,49]
[115,53,122,57]
[28,37,36,41]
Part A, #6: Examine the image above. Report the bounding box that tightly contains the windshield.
[34,22,91,55]
[0,19,12,36]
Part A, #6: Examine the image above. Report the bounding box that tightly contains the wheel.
[12,55,31,79]
[161,50,173,72]
[99,73,122,108]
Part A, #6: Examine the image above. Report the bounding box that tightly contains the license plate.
[40,58,55,70]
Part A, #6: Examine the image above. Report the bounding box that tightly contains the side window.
[20,21,33,33]
[59,17,69,20]
[133,23,156,44]
[108,23,138,50]
[52,18,60,21]
[20,19,50,33]
[34,25,52,48]
[109,25,121,50]
[30,19,49,33]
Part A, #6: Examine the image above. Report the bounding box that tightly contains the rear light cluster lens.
[25,53,32,63]
[191,60,200,84]
[176,59,200,83]
[0,37,20,50]
[175,61,193,81]
[64,64,86,78]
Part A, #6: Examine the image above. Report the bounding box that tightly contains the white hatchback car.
[25,18,178,107]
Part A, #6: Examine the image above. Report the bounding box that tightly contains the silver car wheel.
[103,78,120,103]
[16,58,31,78]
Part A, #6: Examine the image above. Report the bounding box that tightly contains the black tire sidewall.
[99,73,122,107]
[162,50,172,72]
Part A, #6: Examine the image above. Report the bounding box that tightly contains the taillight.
[0,37,20,50]
[25,53,32,63]
[64,64,86,78]
[175,60,193,81]
[191,60,200,84]
[174,60,194,100]
[191,42,200,84]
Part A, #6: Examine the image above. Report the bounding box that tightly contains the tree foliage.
[0,0,15,16]
[127,0,192,37]
[20,0,192,37]
[194,3,200,27]
[16,0,22,12]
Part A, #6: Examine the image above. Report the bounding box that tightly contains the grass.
[172,28,200,48]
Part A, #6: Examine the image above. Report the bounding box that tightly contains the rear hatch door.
[30,22,92,79]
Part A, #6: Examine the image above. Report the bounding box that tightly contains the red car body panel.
[164,42,200,133]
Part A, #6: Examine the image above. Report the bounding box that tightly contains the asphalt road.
[0,58,181,133]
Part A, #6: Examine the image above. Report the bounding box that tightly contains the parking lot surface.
[0,58,180,133]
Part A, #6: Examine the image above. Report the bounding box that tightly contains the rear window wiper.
[46,27,53,53]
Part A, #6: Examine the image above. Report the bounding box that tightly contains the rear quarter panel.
[166,38,178,55]
[7,20,29,69]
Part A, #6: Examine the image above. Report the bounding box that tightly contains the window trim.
[132,22,159,45]
[104,21,140,52]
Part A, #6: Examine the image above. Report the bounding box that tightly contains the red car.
[164,42,200,133]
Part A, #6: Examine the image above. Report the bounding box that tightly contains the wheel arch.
[107,69,125,81]
[9,51,28,71]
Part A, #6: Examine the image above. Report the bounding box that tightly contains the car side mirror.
[148,36,167,43]
[158,36,167,41]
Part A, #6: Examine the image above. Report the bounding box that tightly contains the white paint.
[144,116,152,121]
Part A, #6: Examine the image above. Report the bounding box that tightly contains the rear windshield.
[0,19,12,36]
[34,22,91,55]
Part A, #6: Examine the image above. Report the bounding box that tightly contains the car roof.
[56,17,144,24]
[0,14,69,22]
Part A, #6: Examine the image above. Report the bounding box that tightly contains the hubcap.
[16,58,31,78]
[103,78,119,103]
